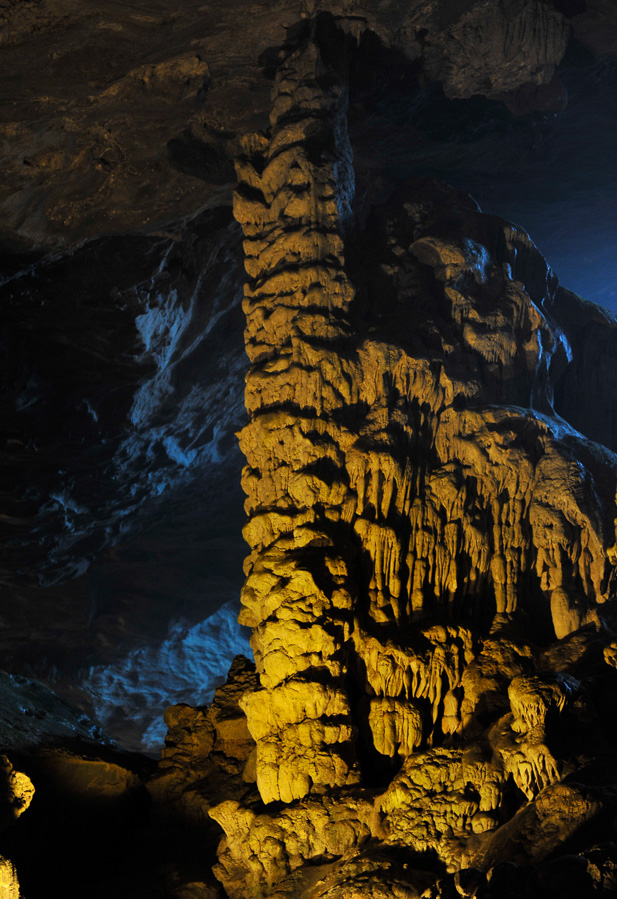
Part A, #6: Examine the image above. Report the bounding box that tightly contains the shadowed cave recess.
[4,1,617,897]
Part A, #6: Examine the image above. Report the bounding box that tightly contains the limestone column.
[232,26,360,803]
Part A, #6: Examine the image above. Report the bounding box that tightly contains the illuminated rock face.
[0,756,34,831]
[0,0,610,759]
[148,655,257,826]
[211,21,617,899]
[4,5,617,898]
[0,857,20,899]
[233,30,361,805]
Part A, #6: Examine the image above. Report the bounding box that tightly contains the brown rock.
[148,655,257,824]
[396,0,570,100]
[0,1,575,249]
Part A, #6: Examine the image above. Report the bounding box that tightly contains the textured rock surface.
[207,13,617,899]
[234,23,360,805]
[0,0,571,249]
[3,3,617,899]
[2,0,617,755]
[148,654,258,826]
[0,857,20,899]
[228,7,617,791]
[0,757,34,832]
[0,206,249,751]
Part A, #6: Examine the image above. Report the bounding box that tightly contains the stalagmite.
[232,23,360,804]
[6,2,617,897]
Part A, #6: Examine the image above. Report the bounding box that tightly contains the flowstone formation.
[6,3,617,898]
[205,16,617,899]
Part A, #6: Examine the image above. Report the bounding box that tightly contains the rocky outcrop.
[148,655,258,825]
[0,857,20,899]
[1,0,614,758]
[0,206,249,753]
[0,0,574,249]
[0,756,33,832]
[548,287,617,454]
[232,23,361,805]
[210,617,617,898]
[395,0,570,104]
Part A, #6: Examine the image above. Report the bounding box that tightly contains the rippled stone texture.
[3,3,617,898]
[233,24,360,805]
[210,16,617,899]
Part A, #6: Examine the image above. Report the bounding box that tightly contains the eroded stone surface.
[148,655,258,826]
[0,756,34,831]
[0,857,21,899]
[207,15,617,899]
[3,4,617,899]
[0,0,573,248]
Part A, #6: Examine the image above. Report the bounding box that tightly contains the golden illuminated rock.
[232,27,360,806]
[0,758,31,898]
[4,3,617,899]
[208,15,617,899]
[148,655,257,824]
[379,744,504,862]
[0,756,34,829]
[211,792,375,899]
[0,857,20,899]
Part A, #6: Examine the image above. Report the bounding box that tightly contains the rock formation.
[148,655,258,826]
[208,13,617,899]
[3,3,617,899]
[0,0,572,250]
[0,857,21,899]
[1,0,607,753]
[233,21,361,805]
